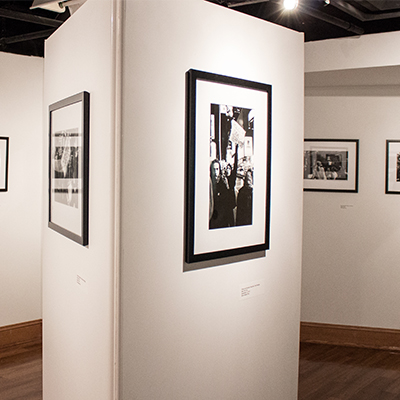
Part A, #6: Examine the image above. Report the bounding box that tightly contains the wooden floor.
[0,343,42,400]
[299,342,400,400]
[2,341,400,399]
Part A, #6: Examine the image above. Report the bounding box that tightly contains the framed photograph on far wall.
[303,139,359,192]
[49,91,90,246]
[185,69,272,264]
[385,140,400,194]
[0,137,9,192]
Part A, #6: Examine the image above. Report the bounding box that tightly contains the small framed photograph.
[385,140,400,194]
[185,69,272,264]
[49,91,90,246]
[0,137,9,192]
[303,139,359,193]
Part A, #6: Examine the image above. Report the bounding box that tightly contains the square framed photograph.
[385,140,400,194]
[303,139,359,193]
[185,69,272,264]
[0,137,9,192]
[49,91,90,246]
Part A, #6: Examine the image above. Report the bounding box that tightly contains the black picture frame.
[303,139,359,193]
[185,69,272,264]
[0,137,9,192]
[48,91,90,246]
[385,140,400,194]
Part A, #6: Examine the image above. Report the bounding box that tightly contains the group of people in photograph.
[304,151,348,181]
[209,157,253,229]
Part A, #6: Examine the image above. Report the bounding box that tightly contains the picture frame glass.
[50,102,84,236]
[303,139,359,192]
[195,80,268,254]
[186,70,271,263]
[49,91,89,245]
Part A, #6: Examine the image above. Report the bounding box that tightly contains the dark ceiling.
[2,1,400,58]
[0,1,70,57]
[206,0,400,42]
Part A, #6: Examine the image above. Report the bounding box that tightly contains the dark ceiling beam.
[299,4,364,35]
[0,29,55,45]
[329,0,400,21]
[0,7,63,27]
[225,0,365,36]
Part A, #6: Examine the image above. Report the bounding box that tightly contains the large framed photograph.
[0,137,9,192]
[49,91,90,246]
[303,139,359,192]
[185,69,272,264]
[385,140,400,194]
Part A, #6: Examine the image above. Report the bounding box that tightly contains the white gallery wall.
[0,52,43,328]
[302,32,400,330]
[120,1,304,399]
[42,0,116,399]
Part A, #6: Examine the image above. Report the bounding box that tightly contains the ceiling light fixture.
[283,0,299,10]
[30,0,84,13]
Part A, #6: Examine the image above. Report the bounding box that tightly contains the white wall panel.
[120,1,304,399]
[303,36,400,329]
[42,1,115,399]
[0,52,43,327]
[302,87,400,329]
[305,31,400,73]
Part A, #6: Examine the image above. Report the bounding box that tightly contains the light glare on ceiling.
[283,0,299,10]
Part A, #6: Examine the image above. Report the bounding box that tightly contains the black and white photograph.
[185,69,271,264]
[0,137,9,192]
[49,91,89,246]
[303,139,359,192]
[53,128,81,208]
[209,104,254,230]
[385,140,400,194]
[304,150,348,181]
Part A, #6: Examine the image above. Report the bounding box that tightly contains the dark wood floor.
[0,343,42,400]
[2,341,400,399]
[299,342,400,400]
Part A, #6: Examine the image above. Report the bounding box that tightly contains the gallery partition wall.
[120,1,304,399]
[42,0,304,399]
[42,1,117,399]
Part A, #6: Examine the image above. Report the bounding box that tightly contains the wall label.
[340,204,354,210]
[240,279,264,300]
